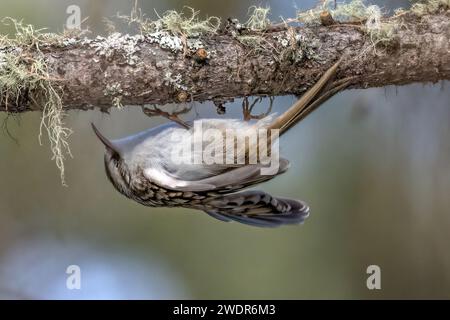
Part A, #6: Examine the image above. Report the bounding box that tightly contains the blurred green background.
[1,0,450,299]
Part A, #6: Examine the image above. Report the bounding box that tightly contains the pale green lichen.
[234,6,272,47]
[411,0,450,16]
[117,1,152,33]
[164,71,188,91]
[119,3,220,37]
[277,30,320,63]
[234,7,271,51]
[103,17,117,35]
[87,32,144,65]
[245,6,271,31]
[298,0,448,54]
[2,17,86,48]
[116,4,219,54]
[153,7,221,37]
[235,6,319,63]
[298,1,401,51]
[363,5,398,48]
[2,1,446,186]
[0,18,72,185]
[187,38,205,50]
[298,0,370,24]
[298,0,449,25]
[145,31,183,52]
[236,35,265,47]
[112,96,123,109]
[104,82,124,109]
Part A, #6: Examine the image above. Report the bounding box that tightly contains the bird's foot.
[242,96,274,121]
[142,105,192,129]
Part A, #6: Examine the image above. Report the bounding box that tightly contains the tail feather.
[203,190,310,227]
[201,61,347,227]
[268,58,343,135]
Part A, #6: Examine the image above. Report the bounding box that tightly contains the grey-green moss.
[0,19,72,185]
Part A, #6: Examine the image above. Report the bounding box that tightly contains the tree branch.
[1,10,449,113]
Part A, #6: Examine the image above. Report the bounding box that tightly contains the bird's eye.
[109,151,121,167]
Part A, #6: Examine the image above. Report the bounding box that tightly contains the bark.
[1,10,449,113]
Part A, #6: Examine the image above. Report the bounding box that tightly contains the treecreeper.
[92,59,349,227]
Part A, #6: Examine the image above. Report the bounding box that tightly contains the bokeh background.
[1,0,449,299]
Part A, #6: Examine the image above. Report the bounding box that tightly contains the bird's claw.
[242,96,274,121]
[142,105,192,129]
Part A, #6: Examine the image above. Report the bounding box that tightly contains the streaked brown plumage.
[92,59,347,227]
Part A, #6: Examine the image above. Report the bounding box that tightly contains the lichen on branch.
[0,18,73,185]
[0,0,449,185]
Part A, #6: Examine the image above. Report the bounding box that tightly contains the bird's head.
[91,123,132,196]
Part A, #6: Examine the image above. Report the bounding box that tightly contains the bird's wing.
[202,190,310,227]
[143,158,290,192]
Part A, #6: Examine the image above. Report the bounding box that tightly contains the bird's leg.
[170,105,193,129]
[142,105,192,129]
[242,97,274,121]
[242,97,251,121]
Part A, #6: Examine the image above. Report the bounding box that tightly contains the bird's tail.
[202,190,310,227]
[268,58,348,136]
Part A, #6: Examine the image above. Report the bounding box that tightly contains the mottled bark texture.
[1,11,449,113]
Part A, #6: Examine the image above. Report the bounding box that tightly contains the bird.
[92,59,348,227]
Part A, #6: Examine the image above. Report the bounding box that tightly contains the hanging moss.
[245,6,271,31]
[0,18,72,185]
[153,7,221,36]
[1,1,448,185]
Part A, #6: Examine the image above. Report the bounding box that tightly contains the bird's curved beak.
[91,123,121,156]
